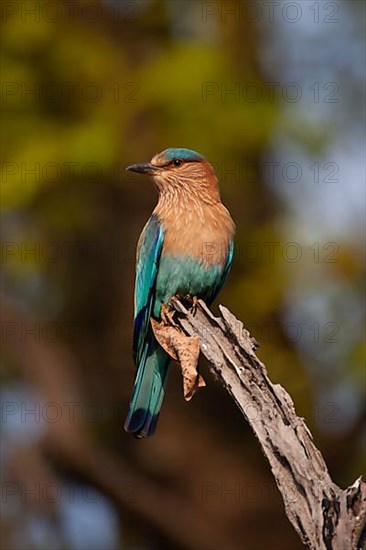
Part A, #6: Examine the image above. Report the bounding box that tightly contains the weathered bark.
[169,299,366,550]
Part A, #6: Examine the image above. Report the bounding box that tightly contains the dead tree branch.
[169,299,366,550]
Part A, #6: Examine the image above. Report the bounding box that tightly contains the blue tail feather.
[124,331,170,438]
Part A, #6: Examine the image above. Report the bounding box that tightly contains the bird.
[124,147,235,438]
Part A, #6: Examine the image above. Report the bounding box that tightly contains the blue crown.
[162,148,205,162]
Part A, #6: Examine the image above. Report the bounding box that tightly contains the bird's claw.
[182,294,199,316]
[160,302,178,327]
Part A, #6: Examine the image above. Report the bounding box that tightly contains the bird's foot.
[150,319,205,401]
[182,294,199,316]
[160,302,178,328]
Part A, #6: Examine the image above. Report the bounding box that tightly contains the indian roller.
[124,148,235,438]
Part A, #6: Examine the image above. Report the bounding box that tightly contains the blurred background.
[1,1,365,548]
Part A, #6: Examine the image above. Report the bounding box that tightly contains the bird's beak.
[125,163,156,175]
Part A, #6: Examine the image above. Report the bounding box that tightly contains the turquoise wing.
[125,214,170,437]
[132,214,164,364]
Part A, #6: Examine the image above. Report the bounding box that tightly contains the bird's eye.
[173,159,182,167]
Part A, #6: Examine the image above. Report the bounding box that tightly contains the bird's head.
[126,148,220,203]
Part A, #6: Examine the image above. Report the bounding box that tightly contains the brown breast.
[155,199,235,268]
